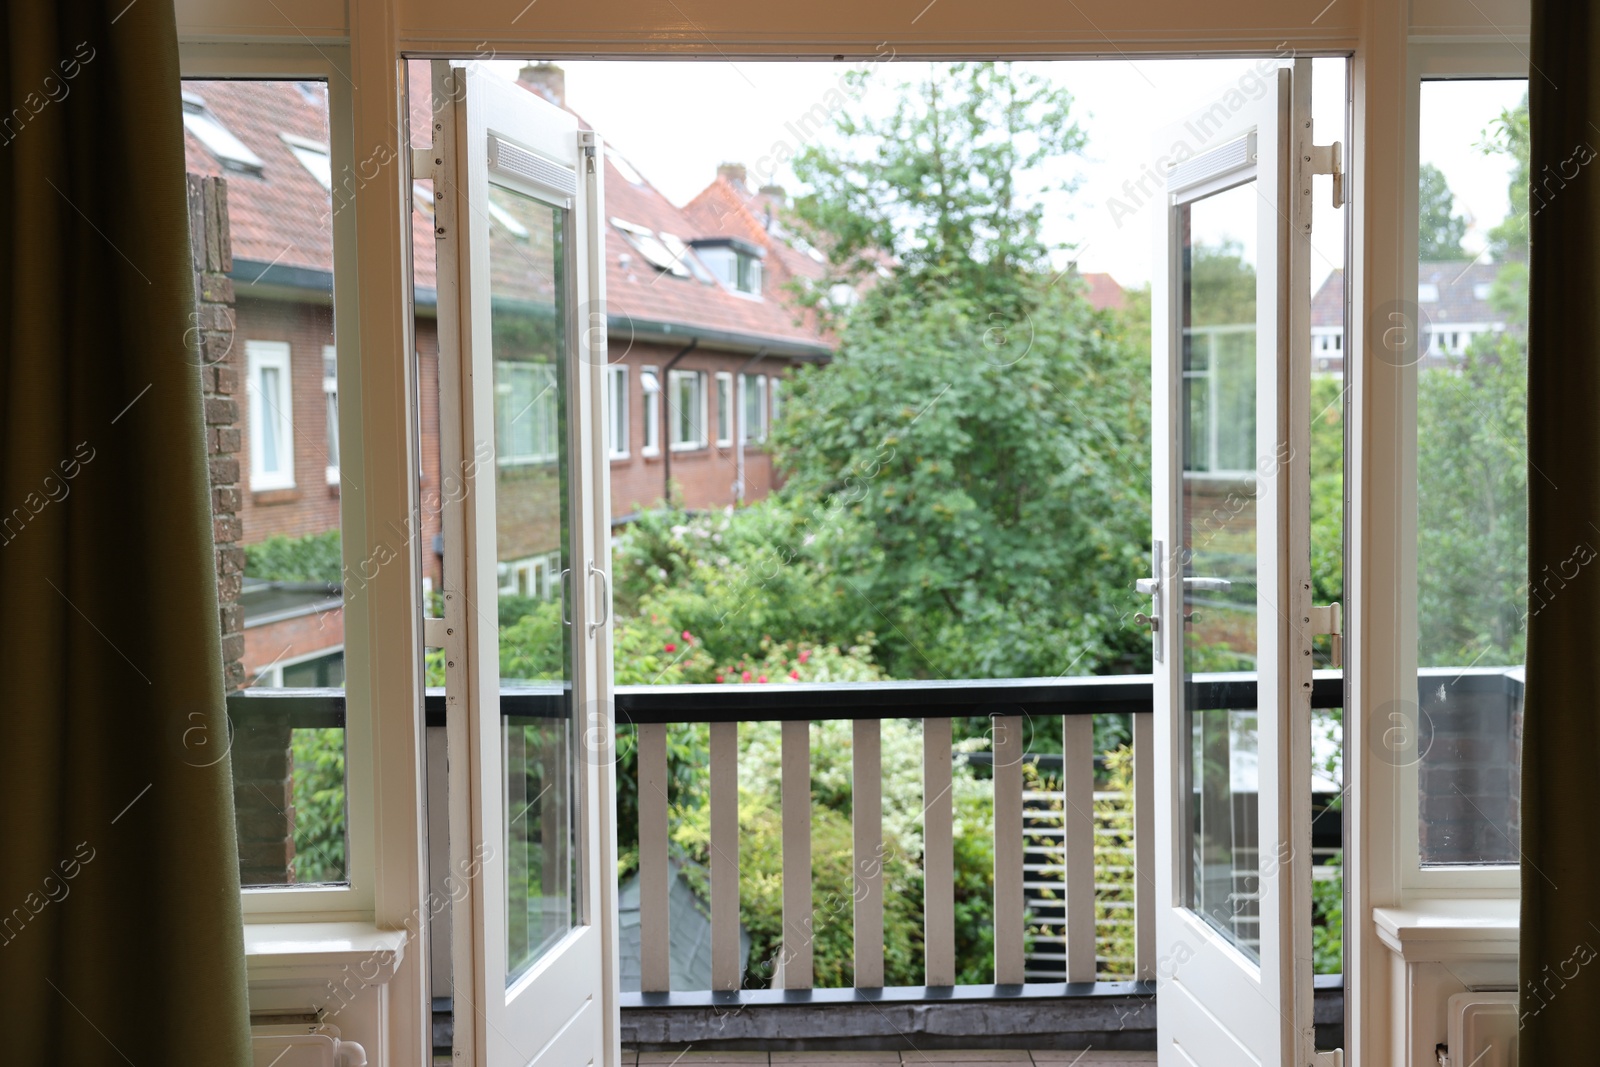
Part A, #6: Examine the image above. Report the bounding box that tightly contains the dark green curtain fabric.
[1521,0,1600,1057]
[0,2,251,1063]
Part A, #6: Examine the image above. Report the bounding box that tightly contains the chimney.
[517,63,565,107]
[758,183,786,204]
[718,162,748,191]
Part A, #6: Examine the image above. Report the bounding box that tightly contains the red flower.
[757,675,768,684]
[798,649,811,664]
[789,669,800,680]
[715,675,725,683]
[741,671,752,682]
[664,643,677,653]
[682,630,692,641]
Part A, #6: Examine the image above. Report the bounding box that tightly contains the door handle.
[1135,575,1232,595]
[587,562,611,638]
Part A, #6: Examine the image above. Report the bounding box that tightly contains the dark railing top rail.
[225,665,1522,730]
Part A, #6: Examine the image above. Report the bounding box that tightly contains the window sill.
[252,487,303,506]
[244,920,408,988]
[1372,898,1519,963]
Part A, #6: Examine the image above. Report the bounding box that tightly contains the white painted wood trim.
[852,718,885,989]
[923,716,955,987]
[992,714,1025,985]
[1133,711,1156,982]
[1062,714,1097,984]
[710,720,741,991]
[781,719,814,989]
[637,721,671,992]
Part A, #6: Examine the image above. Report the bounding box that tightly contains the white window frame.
[173,17,1538,1067]
[246,339,296,491]
[1390,42,1528,898]
[641,365,660,456]
[769,375,781,425]
[323,343,340,484]
[715,371,733,446]
[254,644,346,688]
[741,371,768,444]
[493,359,560,466]
[182,44,377,932]
[607,364,629,459]
[668,368,707,450]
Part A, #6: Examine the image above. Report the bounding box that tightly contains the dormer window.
[691,237,765,297]
[181,91,264,176]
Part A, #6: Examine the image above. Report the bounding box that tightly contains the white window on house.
[641,367,660,456]
[246,339,295,491]
[1418,282,1441,302]
[669,369,707,450]
[493,360,559,465]
[323,344,340,484]
[498,551,565,600]
[741,372,768,443]
[693,239,765,297]
[715,372,733,446]
[769,376,782,425]
[606,364,629,459]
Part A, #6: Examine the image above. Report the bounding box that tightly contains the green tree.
[1418,162,1469,260]
[1415,97,1530,668]
[791,62,1086,320]
[771,280,1150,680]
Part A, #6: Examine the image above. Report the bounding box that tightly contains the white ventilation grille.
[1168,132,1257,193]
[490,135,578,198]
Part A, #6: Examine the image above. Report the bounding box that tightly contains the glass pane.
[1414,79,1529,866]
[488,180,578,983]
[186,77,348,888]
[1179,179,1262,960]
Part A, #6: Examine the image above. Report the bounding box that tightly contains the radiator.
[251,1023,369,1067]
[1440,991,1517,1067]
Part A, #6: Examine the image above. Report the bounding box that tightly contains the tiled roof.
[1077,272,1125,312]
[1311,260,1507,330]
[183,69,830,356]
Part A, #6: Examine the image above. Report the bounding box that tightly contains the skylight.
[610,154,645,185]
[281,133,331,190]
[612,218,690,278]
[489,202,531,240]
[182,91,263,175]
[659,232,713,283]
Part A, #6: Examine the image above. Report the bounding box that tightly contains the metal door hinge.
[1308,141,1344,209]
[410,146,437,183]
[1309,601,1343,668]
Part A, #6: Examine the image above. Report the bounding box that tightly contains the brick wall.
[608,342,790,519]
[233,296,340,544]
[189,174,247,693]
[189,174,296,884]
[1416,673,1522,865]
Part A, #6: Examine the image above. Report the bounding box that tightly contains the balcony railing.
[226,665,1524,1053]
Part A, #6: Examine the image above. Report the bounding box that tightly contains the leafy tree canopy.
[1418,162,1469,261]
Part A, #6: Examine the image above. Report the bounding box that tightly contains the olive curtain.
[0,2,251,1063]
[1520,0,1600,1057]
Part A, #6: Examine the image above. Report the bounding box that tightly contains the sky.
[479,59,1524,292]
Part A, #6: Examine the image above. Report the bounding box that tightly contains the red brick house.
[182,68,833,686]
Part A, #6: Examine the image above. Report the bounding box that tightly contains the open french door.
[1147,60,1330,1066]
[430,60,620,1067]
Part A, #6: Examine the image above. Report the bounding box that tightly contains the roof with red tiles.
[1077,271,1126,312]
[182,69,831,357]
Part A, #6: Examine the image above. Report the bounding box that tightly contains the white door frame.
[432,60,619,1067]
[1149,61,1322,1066]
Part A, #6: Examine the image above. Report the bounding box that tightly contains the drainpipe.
[660,338,698,507]
[733,348,769,504]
